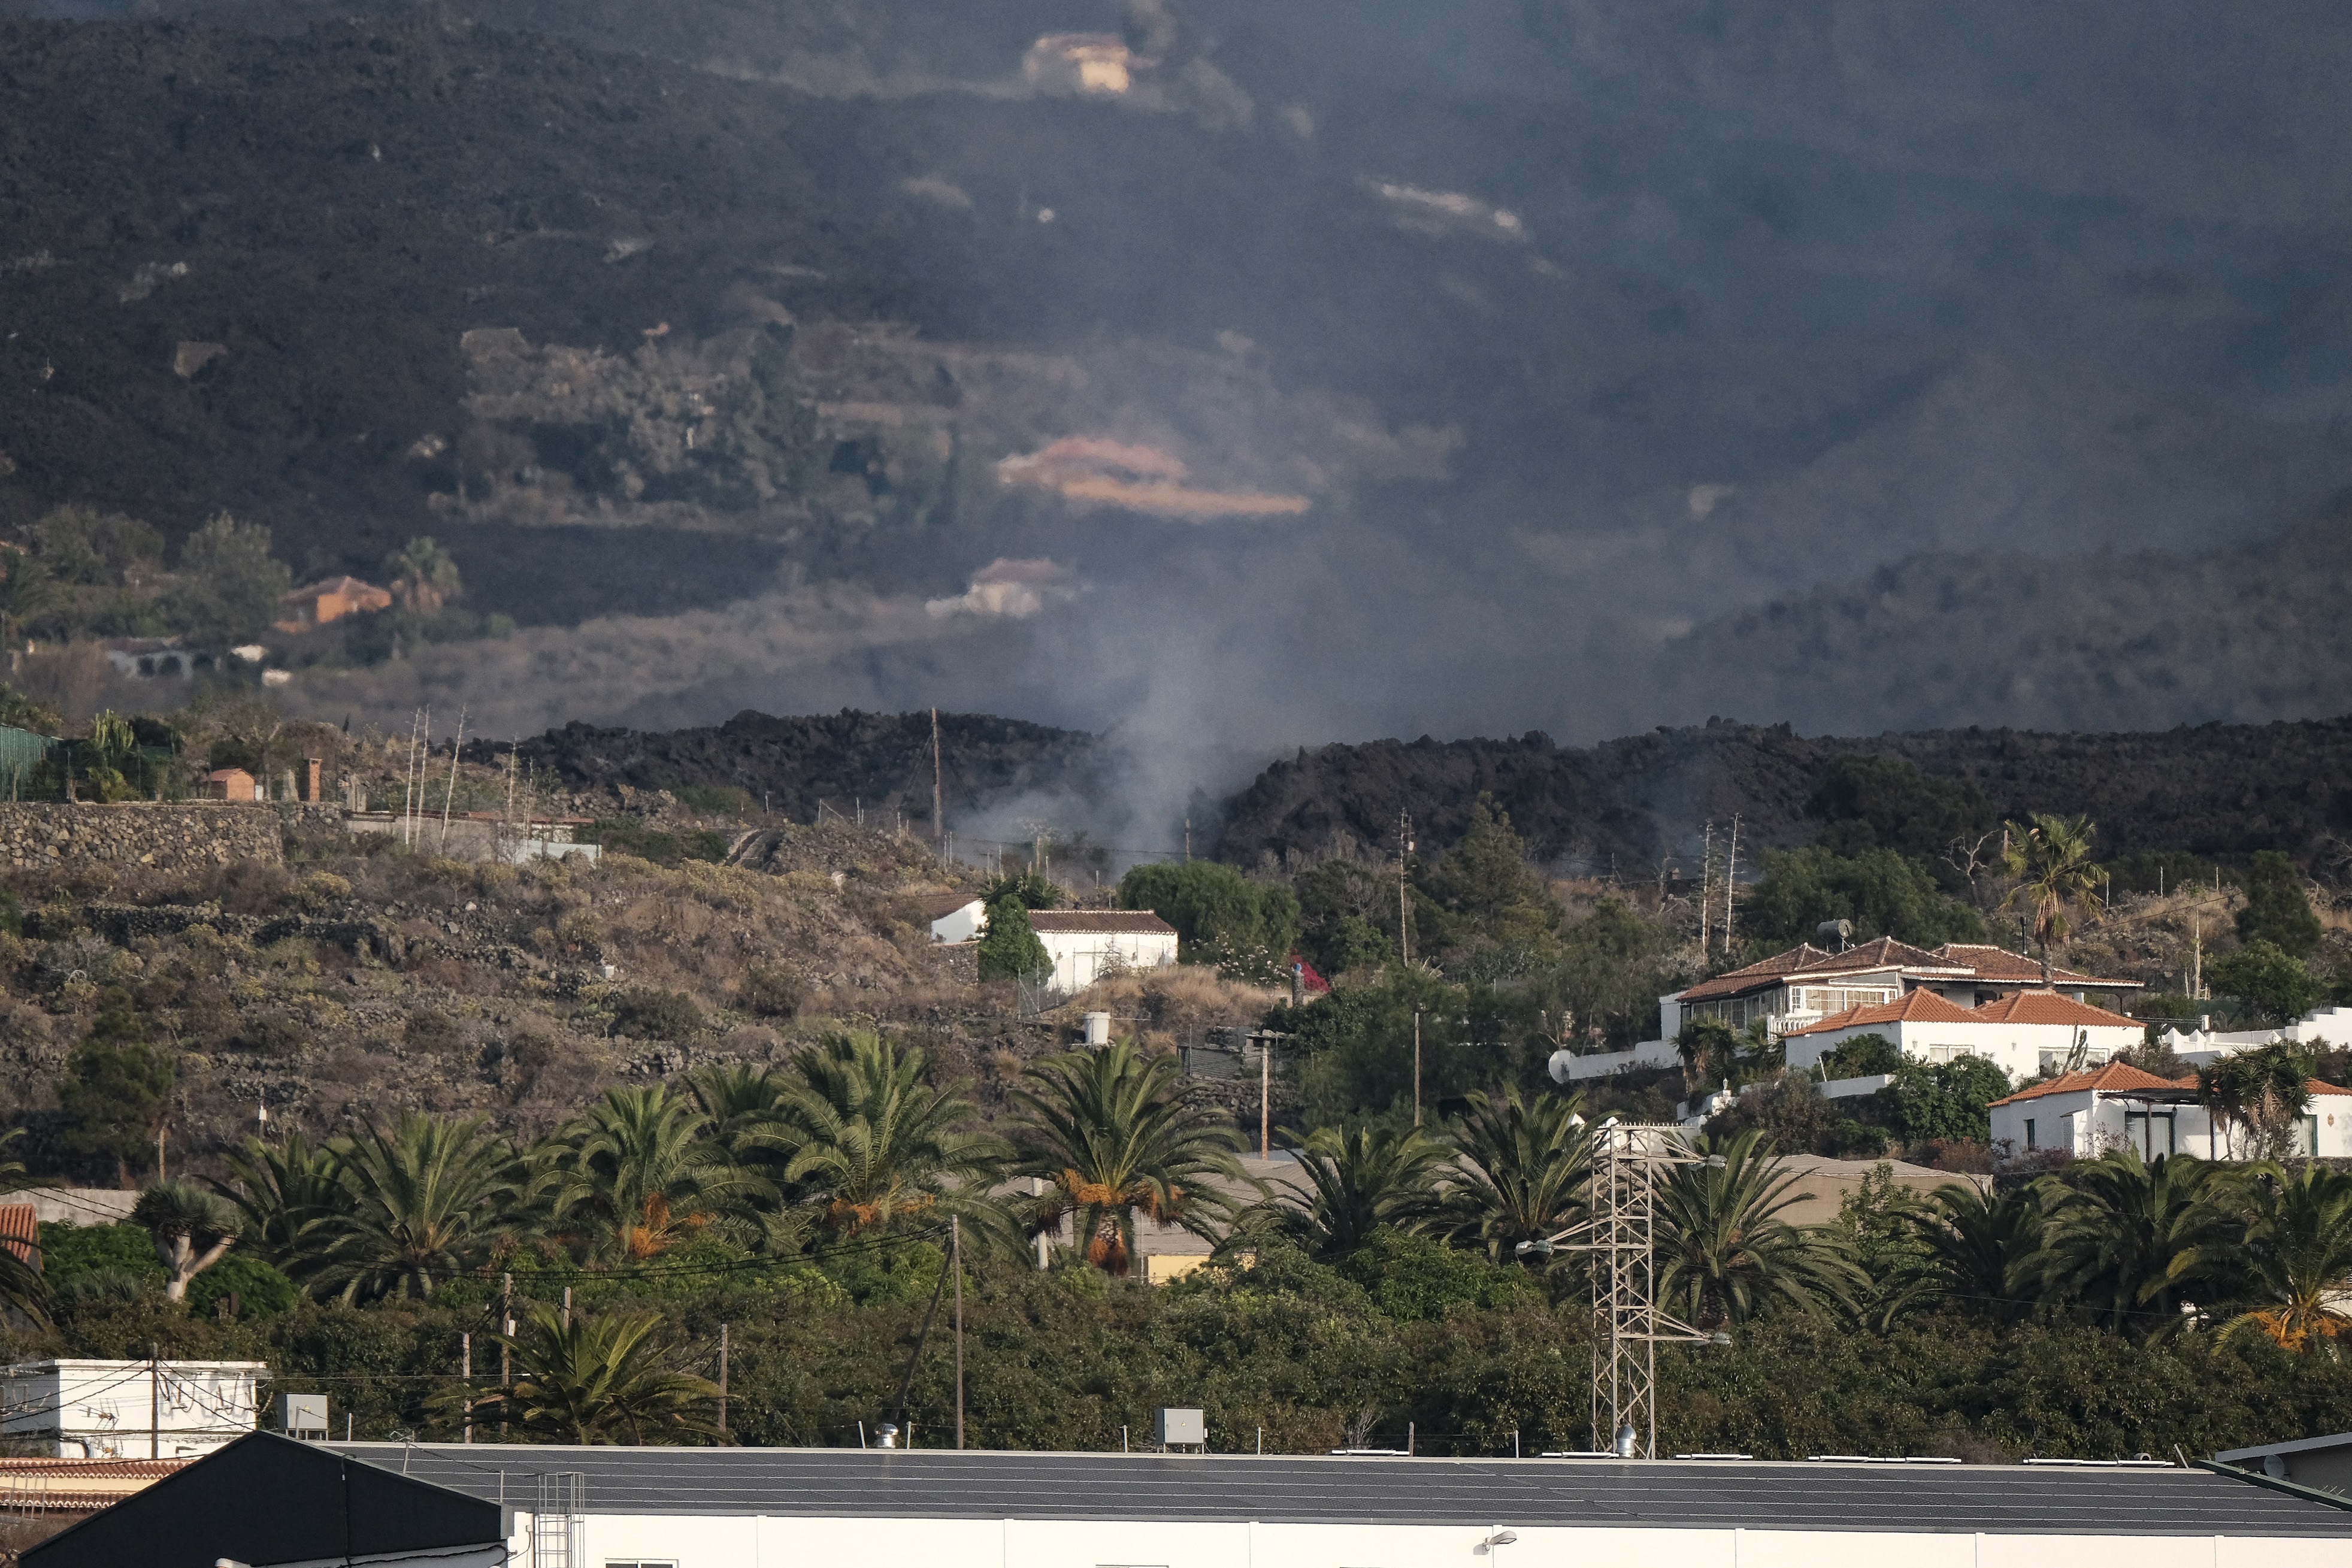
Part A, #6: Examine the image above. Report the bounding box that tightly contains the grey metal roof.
[330,1446,2352,1536]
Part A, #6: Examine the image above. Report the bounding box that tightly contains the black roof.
[29,1432,504,1568]
[331,1445,2352,1537]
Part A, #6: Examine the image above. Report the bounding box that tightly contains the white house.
[915,892,987,945]
[2159,1005,2352,1066]
[1664,937,2142,1041]
[1785,989,2146,1086]
[1,1360,264,1459]
[1025,910,1179,994]
[1987,1062,2352,1160]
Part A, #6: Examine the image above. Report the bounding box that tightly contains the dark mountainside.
[487,709,1104,825]
[1215,713,2352,875]
[4,4,2351,749]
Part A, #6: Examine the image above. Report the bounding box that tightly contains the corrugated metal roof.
[329,1447,2352,1536]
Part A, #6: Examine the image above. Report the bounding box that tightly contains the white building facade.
[1025,910,1180,994]
[1988,1063,2352,1160]
[1,1360,264,1459]
[1786,989,2145,1086]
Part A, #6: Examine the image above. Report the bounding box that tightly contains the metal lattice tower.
[1537,1119,1720,1458]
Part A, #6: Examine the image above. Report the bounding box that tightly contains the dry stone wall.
[0,803,284,871]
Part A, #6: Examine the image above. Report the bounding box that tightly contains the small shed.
[202,768,258,802]
[1025,909,1179,994]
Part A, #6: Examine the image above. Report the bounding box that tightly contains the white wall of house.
[1787,1019,2140,1083]
[928,900,985,945]
[1991,1092,2352,1160]
[1038,930,1177,995]
[509,1507,2352,1568]
[2161,1005,2352,1064]
[1554,1039,1682,1083]
[0,1360,262,1459]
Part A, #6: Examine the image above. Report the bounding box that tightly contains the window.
[2124,1110,2175,1160]
[2023,1119,2036,1150]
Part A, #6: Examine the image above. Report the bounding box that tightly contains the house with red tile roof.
[1988,1063,2352,1160]
[1787,987,2146,1086]
[1660,938,2141,1042]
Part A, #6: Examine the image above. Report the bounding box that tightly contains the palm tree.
[1009,1040,1243,1273]
[314,1112,525,1301]
[385,535,462,615]
[1446,1088,1590,1262]
[1884,1181,2044,1324]
[2000,814,2103,984]
[2196,1042,2315,1161]
[1270,1121,1452,1260]
[131,1181,239,1301]
[2218,1163,2352,1351]
[2034,1149,2230,1335]
[211,1131,349,1282]
[1655,1131,1863,1329]
[779,1031,1009,1238]
[465,1303,721,1444]
[544,1085,771,1263]
[691,1062,797,1162]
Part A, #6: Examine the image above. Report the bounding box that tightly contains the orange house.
[276,576,393,633]
[203,767,258,801]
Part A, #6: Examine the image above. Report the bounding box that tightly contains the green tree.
[777,1031,1007,1238]
[2235,851,2324,959]
[1010,1040,1243,1273]
[2207,941,2324,1028]
[545,1085,770,1263]
[1742,846,1988,951]
[1551,898,1684,1048]
[386,535,463,615]
[1654,1131,1863,1329]
[173,513,292,646]
[1118,861,1302,973]
[1885,1055,2011,1146]
[1294,859,1393,977]
[979,868,1060,910]
[211,1131,349,1279]
[1885,1182,2044,1323]
[130,1181,238,1301]
[2035,1151,2230,1335]
[1269,1121,1453,1261]
[2000,814,2104,985]
[976,897,1051,982]
[2196,1041,2316,1160]
[315,1112,525,1300]
[2219,1163,2352,1351]
[56,1030,173,1188]
[1446,1087,1591,1263]
[1818,1033,1902,1079]
[1419,797,1560,977]
[470,1303,720,1443]
[1805,754,1994,870]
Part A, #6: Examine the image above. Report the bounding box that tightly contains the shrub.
[402,1008,466,1055]
[578,819,729,866]
[674,784,755,817]
[976,898,1050,982]
[2235,851,2324,959]
[1820,1033,1902,1079]
[737,967,806,1018]
[610,987,704,1040]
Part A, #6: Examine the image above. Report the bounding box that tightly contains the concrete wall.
[1038,931,1176,995]
[0,803,281,871]
[1553,1039,1681,1083]
[513,1509,2352,1568]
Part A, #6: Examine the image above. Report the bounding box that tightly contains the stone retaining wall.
[0,803,284,871]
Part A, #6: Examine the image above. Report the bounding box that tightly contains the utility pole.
[1184,819,1191,862]
[437,706,467,851]
[1397,812,1415,964]
[1260,1031,1272,1158]
[719,1324,729,1437]
[500,1273,512,1440]
[951,1218,964,1451]
[1412,1011,1423,1128]
[931,708,945,843]
[461,1333,471,1443]
[1723,815,1740,956]
[149,1343,161,1460]
[1699,822,1713,953]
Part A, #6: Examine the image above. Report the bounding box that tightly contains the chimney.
[303,756,322,801]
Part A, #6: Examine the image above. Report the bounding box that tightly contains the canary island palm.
[316,1112,525,1300]
[1010,1039,1243,1273]
[211,1131,349,1281]
[544,1085,771,1263]
[1446,1087,1590,1262]
[464,1303,721,1443]
[2033,1149,2230,1335]
[2000,813,2104,984]
[1655,1131,1863,1328]
[778,1030,1009,1238]
[1272,1120,1453,1260]
[1883,1180,2044,1325]
[2219,1163,2352,1351]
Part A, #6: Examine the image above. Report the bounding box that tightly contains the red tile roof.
[1787,988,1979,1036]
[1990,1061,2192,1106]
[1679,937,1962,1003]
[1028,911,1178,936]
[1932,943,2141,990]
[1969,990,2141,1028]
[0,1204,36,1270]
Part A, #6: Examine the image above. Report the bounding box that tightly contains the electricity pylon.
[1519,1117,1724,1458]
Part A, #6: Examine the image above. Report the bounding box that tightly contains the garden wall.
[0,803,284,871]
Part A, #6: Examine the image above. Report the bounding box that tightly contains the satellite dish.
[1548,1049,1576,1085]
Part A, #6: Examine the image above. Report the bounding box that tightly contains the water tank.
[1083,1011,1111,1046]
[1155,1407,1206,1448]
[278,1393,328,1439]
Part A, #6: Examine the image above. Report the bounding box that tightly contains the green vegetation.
[2236,850,2325,959]
[579,819,731,865]
[1119,860,1301,981]
[976,896,1051,982]
[2002,814,2105,985]
[1742,846,1988,951]
[2207,942,2325,1027]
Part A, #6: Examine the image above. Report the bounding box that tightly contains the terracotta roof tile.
[1969,990,2141,1028]
[1932,943,2141,989]
[1989,1061,2192,1106]
[1787,989,1979,1036]
[0,1204,37,1269]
